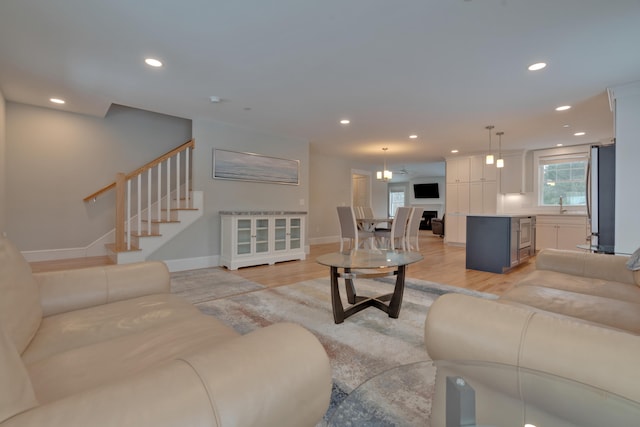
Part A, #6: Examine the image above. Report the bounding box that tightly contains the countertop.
[219,210,307,215]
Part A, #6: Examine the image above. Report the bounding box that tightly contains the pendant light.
[496,131,505,168]
[376,147,392,181]
[485,125,495,165]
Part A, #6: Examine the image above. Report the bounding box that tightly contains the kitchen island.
[466,214,536,274]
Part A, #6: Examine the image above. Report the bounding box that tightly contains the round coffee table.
[316,249,424,324]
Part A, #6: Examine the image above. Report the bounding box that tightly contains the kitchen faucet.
[559,196,568,214]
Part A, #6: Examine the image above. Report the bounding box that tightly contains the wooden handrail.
[83,139,194,202]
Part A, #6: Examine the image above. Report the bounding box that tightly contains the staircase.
[84,139,202,264]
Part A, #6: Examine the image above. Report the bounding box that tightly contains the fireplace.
[420,210,439,230]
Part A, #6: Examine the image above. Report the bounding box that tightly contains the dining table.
[356,217,392,232]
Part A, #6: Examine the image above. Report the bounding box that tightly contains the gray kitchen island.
[466,214,536,274]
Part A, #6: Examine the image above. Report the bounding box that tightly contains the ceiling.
[1,0,639,179]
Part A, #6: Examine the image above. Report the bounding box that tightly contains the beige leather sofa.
[0,236,332,427]
[425,248,640,426]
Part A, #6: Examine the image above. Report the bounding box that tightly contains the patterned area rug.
[170,268,495,426]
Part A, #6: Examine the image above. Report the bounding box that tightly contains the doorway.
[351,170,371,208]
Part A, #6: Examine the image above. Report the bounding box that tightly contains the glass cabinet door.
[255,218,270,253]
[274,218,287,251]
[290,218,301,249]
[236,219,252,255]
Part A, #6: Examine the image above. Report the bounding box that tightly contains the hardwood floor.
[29,232,535,296]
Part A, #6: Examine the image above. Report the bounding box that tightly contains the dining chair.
[337,206,374,251]
[375,206,412,250]
[405,207,424,251]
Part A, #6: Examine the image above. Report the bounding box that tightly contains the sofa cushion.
[0,236,43,353]
[27,311,238,403]
[501,285,640,334]
[516,270,640,304]
[0,323,38,423]
[22,293,206,365]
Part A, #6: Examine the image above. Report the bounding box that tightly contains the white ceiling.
[1,0,639,179]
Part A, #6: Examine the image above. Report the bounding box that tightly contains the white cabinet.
[220,211,306,270]
[469,156,497,182]
[445,214,467,245]
[446,157,470,183]
[446,182,470,213]
[535,215,589,250]
[499,152,525,194]
[469,181,497,215]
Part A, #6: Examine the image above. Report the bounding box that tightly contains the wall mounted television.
[414,183,439,199]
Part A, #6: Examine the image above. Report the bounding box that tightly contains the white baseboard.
[163,255,220,272]
[22,231,114,262]
[308,235,340,245]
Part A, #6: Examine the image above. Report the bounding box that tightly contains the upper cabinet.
[499,151,527,194]
[469,155,497,182]
[446,157,470,183]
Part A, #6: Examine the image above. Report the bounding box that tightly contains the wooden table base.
[329,265,407,324]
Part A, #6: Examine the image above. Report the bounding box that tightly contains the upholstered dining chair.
[337,206,375,251]
[405,207,424,251]
[375,206,412,250]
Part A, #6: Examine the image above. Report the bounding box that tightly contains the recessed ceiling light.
[451,149,459,153]
[339,119,350,125]
[562,124,570,128]
[574,132,586,136]
[49,98,65,104]
[409,134,418,139]
[556,143,563,147]
[144,58,163,67]
[555,105,571,111]
[528,62,547,71]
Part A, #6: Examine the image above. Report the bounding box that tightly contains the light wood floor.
[29,232,535,296]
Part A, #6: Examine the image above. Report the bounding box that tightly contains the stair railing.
[84,139,194,251]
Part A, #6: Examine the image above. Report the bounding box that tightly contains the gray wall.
[5,103,191,250]
[149,118,309,261]
[0,91,5,234]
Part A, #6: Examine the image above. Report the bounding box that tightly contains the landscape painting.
[213,148,300,185]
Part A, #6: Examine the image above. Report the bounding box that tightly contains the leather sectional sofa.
[424,248,640,426]
[0,236,332,426]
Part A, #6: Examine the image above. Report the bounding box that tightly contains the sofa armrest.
[424,293,640,403]
[536,248,639,285]
[33,262,170,317]
[3,323,332,427]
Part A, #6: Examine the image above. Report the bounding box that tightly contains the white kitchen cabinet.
[446,157,470,183]
[499,152,526,194]
[469,155,497,182]
[220,211,306,270]
[535,215,589,250]
[469,181,497,215]
[445,213,467,245]
[446,182,470,214]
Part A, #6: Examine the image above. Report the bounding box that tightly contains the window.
[538,154,588,206]
[389,189,405,217]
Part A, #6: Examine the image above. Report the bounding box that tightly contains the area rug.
[170,269,495,426]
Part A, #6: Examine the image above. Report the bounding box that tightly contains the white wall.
[5,103,191,250]
[408,176,446,218]
[610,81,640,254]
[149,118,309,261]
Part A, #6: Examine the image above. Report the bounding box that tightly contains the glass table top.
[316,249,423,269]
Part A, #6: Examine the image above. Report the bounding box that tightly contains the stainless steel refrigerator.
[588,144,616,253]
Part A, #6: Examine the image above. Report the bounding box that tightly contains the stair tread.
[131,232,162,237]
[161,208,199,211]
[142,219,181,223]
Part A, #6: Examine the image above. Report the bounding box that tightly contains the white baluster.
[137,174,141,237]
[185,147,190,206]
[126,179,131,250]
[157,163,162,222]
[176,151,181,208]
[147,169,152,235]
[166,158,171,220]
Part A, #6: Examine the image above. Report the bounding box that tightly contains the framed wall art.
[212,148,300,185]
